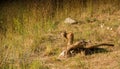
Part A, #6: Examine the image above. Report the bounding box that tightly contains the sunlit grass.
[0,0,120,69]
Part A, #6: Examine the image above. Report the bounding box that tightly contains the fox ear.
[61,31,67,38]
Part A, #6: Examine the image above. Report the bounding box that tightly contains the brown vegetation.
[0,0,120,69]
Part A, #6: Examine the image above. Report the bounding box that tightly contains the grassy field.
[0,0,120,69]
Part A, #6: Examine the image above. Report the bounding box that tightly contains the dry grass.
[0,0,120,69]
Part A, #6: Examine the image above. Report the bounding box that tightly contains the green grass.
[0,1,120,69]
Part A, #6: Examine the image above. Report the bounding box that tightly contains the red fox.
[61,31,74,46]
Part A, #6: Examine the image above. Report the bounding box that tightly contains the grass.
[1,16,119,69]
[0,1,120,69]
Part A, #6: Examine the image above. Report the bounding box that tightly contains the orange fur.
[61,31,74,46]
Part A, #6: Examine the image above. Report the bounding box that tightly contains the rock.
[64,17,77,24]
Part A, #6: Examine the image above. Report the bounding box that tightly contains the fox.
[59,31,114,58]
[61,31,74,46]
[59,40,114,58]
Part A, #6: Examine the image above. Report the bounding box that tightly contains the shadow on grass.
[71,43,114,56]
[85,43,114,55]
[84,48,109,55]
